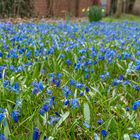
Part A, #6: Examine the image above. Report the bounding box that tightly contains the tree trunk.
[115,0,123,18]
[75,0,79,17]
[47,0,54,17]
[91,0,101,6]
[133,0,140,15]
[123,0,126,13]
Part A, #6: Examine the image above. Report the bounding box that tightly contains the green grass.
[103,14,140,22]
[0,20,140,140]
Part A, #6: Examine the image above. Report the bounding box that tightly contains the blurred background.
[0,0,139,18]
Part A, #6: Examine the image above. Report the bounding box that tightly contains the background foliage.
[0,0,33,18]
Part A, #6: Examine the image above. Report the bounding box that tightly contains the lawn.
[103,14,140,22]
[0,21,140,140]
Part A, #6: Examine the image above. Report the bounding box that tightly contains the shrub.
[87,6,102,22]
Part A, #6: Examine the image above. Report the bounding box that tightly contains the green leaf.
[55,111,70,129]
[83,103,90,124]
[4,121,11,139]
[94,132,100,140]
[124,134,130,140]
[48,136,54,140]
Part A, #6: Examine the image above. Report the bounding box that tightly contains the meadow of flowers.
[0,21,140,140]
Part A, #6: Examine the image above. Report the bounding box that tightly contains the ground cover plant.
[0,21,140,140]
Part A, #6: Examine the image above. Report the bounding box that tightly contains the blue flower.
[0,52,3,57]
[98,55,104,61]
[71,98,79,109]
[83,122,90,129]
[47,90,52,95]
[66,60,71,67]
[97,120,104,125]
[64,100,70,106]
[126,107,130,111]
[11,110,20,123]
[11,82,20,93]
[55,112,61,117]
[49,116,60,125]
[0,134,6,140]
[119,75,124,80]
[32,87,39,95]
[62,86,72,98]
[38,82,44,91]
[56,79,61,87]
[133,85,140,91]
[79,92,84,96]
[101,130,108,137]
[3,80,10,89]
[0,114,4,123]
[33,127,39,140]
[69,80,76,86]
[0,73,2,79]
[57,73,62,79]
[85,87,90,93]
[75,83,84,89]
[123,80,130,85]
[112,79,121,86]
[131,132,140,140]
[42,104,49,112]
[135,65,140,71]
[132,100,140,111]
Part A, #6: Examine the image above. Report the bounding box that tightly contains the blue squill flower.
[62,86,72,98]
[83,122,90,129]
[126,107,130,111]
[69,80,76,86]
[74,62,81,70]
[32,87,39,95]
[0,134,6,140]
[101,130,108,137]
[66,60,71,67]
[75,83,84,89]
[47,90,52,95]
[11,82,20,93]
[123,80,130,85]
[56,79,61,87]
[39,109,45,116]
[3,80,10,89]
[11,110,20,123]
[84,74,89,79]
[33,127,39,140]
[0,52,3,57]
[98,55,104,61]
[49,116,60,125]
[131,132,140,140]
[42,104,49,112]
[112,79,121,86]
[132,100,140,111]
[0,114,4,123]
[57,73,62,79]
[38,82,44,91]
[133,85,140,91]
[63,100,70,106]
[71,98,79,109]
[80,92,84,96]
[55,112,61,117]
[135,65,140,71]
[0,73,2,79]
[85,87,90,93]
[97,120,104,125]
